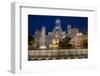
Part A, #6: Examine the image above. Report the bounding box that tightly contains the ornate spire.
[55,18,61,27]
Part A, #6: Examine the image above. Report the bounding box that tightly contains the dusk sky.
[28,15,88,35]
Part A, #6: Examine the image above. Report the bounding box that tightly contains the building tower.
[54,18,62,31]
[55,18,61,27]
[53,18,62,39]
[40,26,47,49]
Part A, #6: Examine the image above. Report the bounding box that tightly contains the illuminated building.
[34,18,85,49]
[70,33,84,48]
[47,18,66,49]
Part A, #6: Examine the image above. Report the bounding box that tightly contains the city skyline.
[28,15,88,35]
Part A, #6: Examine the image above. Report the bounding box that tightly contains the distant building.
[67,25,85,48]
[67,25,79,38]
[70,33,84,48]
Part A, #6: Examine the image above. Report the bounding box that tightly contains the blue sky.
[28,15,88,35]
